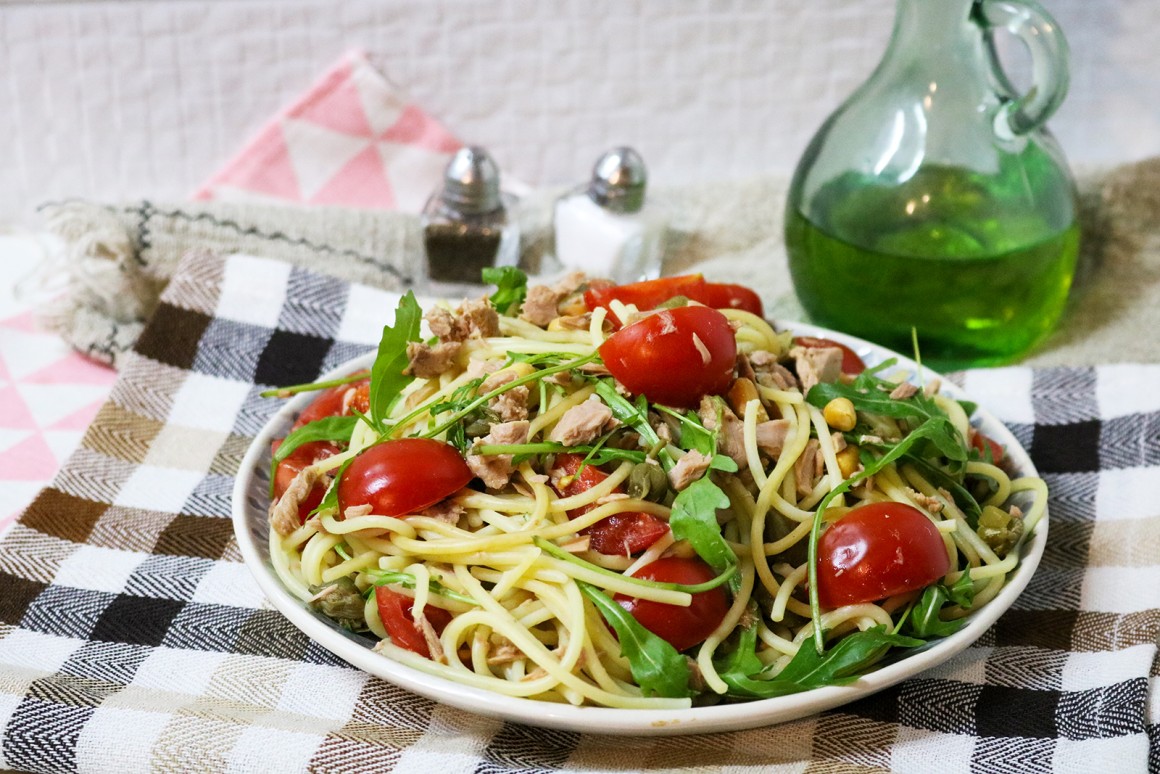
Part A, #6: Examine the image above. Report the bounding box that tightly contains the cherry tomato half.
[338,438,473,517]
[584,275,764,325]
[375,586,453,658]
[699,282,765,317]
[553,454,669,555]
[970,429,1005,464]
[816,502,950,609]
[600,305,737,408]
[293,373,370,429]
[614,557,730,652]
[272,439,338,525]
[793,336,866,376]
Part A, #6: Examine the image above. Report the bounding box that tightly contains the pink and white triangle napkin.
[3,52,465,531]
[194,50,462,212]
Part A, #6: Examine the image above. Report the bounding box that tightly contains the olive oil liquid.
[786,166,1080,370]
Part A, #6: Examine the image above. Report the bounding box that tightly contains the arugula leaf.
[268,416,358,496]
[592,379,663,453]
[905,454,983,526]
[713,615,763,678]
[364,569,480,607]
[721,626,926,699]
[905,573,976,639]
[369,292,423,429]
[669,476,739,588]
[578,582,693,698]
[473,441,647,466]
[482,266,528,315]
[310,457,352,518]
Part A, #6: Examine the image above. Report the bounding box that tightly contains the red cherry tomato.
[552,454,669,555]
[793,336,866,376]
[816,502,950,609]
[584,275,764,325]
[585,275,709,323]
[599,306,737,408]
[970,429,1005,464]
[293,373,371,429]
[699,283,765,317]
[338,438,473,517]
[271,439,339,524]
[614,557,730,652]
[375,587,453,658]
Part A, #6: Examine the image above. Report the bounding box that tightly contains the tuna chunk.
[549,399,615,446]
[467,420,530,489]
[269,465,322,536]
[755,418,792,458]
[790,346,843,395]
[699,396,747,467]
[405,341,463,378]
[794,438,822,497]
[520,284,562,327]
[889,381,919,400]
[748,350,799,390]
[668,449,713,491]
[425,298,500,342]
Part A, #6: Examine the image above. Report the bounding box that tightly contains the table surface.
[0,233,117,532]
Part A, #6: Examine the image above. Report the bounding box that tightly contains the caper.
[464,418,491,438]
[627,461,669,502]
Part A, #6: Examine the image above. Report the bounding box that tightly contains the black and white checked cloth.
[0,251,1156,772]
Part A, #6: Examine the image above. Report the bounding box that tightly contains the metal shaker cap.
[440,146,503,215]
[588,147,647,213]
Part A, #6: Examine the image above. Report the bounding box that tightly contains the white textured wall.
[1,0,1156,220]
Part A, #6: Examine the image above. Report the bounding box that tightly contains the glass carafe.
[785,0,1079,370]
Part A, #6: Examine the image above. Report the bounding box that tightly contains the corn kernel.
[836,445,861,478]
[823,397,857,432]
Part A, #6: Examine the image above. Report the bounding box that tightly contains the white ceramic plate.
[231,321,1047,736]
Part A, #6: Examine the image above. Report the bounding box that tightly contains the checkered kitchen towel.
[0,250,1156,773]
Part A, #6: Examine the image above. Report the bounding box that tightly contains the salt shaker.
[421,146,519,294]
[553,147,666,283]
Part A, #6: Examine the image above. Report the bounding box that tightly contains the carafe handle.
[980,0,1070,136]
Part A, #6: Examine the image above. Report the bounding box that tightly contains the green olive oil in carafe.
[786,162,1080,370]
[784,0,1080,371]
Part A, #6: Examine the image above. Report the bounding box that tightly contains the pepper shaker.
[421,146,519,294]
[553,147,666,283]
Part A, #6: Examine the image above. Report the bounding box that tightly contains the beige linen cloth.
[35,157,1160,369]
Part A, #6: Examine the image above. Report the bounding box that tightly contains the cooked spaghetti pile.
[264,270,1045,708]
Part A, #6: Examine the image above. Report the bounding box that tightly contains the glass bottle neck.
[881,0,986,70]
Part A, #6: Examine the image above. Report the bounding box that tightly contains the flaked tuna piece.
[789,345,843,395]
[889,381,919,400]
[459,297,501,338]
[549,399,616,446]
[699,396,747,467]
[749,350,799,391]
[405,341,463,378]
[552,271,588,297]
[520,284,563,327]
[755,418,792,458]
[425,298,501,342]
[480,369,531,422]
[467,420,530,489]
[794,438,821,498]
[668,449,713,491]
[492,385,530,422]
[418,498,466,523]
[269,466,322,536]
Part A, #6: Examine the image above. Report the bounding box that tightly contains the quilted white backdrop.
[0,0,1156,219]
